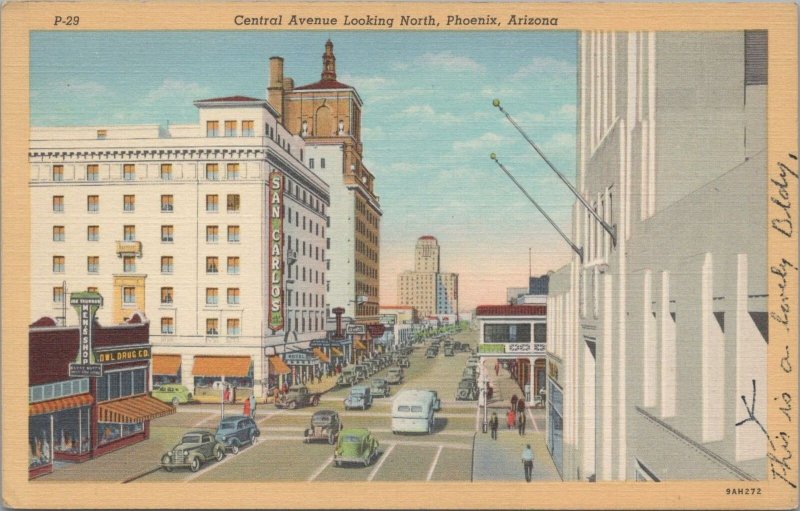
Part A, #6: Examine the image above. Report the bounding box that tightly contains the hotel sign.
[69,292,104,378]
[268,171,284,332]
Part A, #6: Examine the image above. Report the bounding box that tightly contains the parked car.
[386,367,404,384]
[214,415,259,454]
[425,348,437,359]
[334,428,379,467]
[151,384,193,406]
[354,364,368,380]
[337,367,360,387]
[304,410,342,445]
[456,378,479,401]
[444,346,454,357]
[397,357,411,368]
[275,385,321,409]
[462,366,478,379]
[344,385,373,410]
[466,356,480,368]
[370,378,391,398]
[161,430,225,472]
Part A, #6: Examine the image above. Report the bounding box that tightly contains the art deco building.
[398,236,459,318]
[268,40,382,322]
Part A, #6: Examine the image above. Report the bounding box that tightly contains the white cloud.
[541,131,577,153]
[393,104,460,124]
[145,79,210,104]
[452,132,506,152]
[417,52,484,73]
[50,79,109,96]
[337,73,396,94]
[513,57,576,80]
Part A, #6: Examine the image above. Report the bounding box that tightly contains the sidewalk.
[472,426,561,481]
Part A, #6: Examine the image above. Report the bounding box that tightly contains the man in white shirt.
[521,444,534,482]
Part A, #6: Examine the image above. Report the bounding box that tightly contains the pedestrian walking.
[273,386,280,404]
[507,408,516,430]
[249,394,257,418]
[281,382,288,394]
[490,412,499,440]
[539,387,546,407]
[242,396,251,417]
[518,409,527,436]
[521,444,534,482]
[510,394,518,412]
[223,386,230,403]
[517,398,526,414]
[494,361,500,376]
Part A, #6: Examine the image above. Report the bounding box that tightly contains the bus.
[391,390,436,434]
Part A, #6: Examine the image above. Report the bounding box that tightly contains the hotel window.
[123,195,135,212]
[206,225,219,243]
[321,158,326,169]
[161,256,174,274]
[206,318,219,336]
[123,287,135,305]
[226,163,239,180]
[123,256,135,273]
[206,194,218,212]
[227,194,240,212]
[161,317,174,335]
[161,287,173,304]
[123,164,135,181]
[52,256,64,273]
[242,120,254,137]
[87,195,99,213]
[206,256,219,274]
[53,286,64,303]
[52,165,64,182]
[53,195,64,212]
[161,225,174,243]
[87,287,98,293]
[97,129,107,140]
[206,163,219,181]
[87,256,99,273]
[227,256,240,274]
[227,318,241,336]
[123,225,136,241]
[86,165,99,181]
[87,225,99,241]
[227,225,240,243]
[161,194,174,212]
[52,225,65,241]
[309,158,315,169]
[160,164,172,181]
[206,288,218,305]
[206,120,219,137]
[224,120,236,137]
[227,288,240,305]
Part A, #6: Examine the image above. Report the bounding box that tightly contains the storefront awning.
[98,395,175,423]
[152,355,181,375]
[332,347,344,357]
[268,356,291,375]
[354,339,367,350]
[29,393,93,416]
[193,356,251,377]
[312,348,330,363]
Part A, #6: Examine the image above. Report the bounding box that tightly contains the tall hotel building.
[398,236,458,318]
[546,31,767,481]
[30,94,329,399]
[267,40,382,322]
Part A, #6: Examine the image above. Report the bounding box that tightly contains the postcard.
[1,1,797,509]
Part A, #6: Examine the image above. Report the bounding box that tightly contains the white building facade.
[547,31,768,481]
[30,96,330,399]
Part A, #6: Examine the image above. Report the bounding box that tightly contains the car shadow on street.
[433,417,449,433]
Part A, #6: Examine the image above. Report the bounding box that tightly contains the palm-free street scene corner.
[28,30,769,484]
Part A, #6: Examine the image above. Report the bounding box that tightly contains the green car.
[334,428,379,467]
[151,384,192,406]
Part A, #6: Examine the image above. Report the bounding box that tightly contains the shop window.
[121,370,133,396]
[227,194,240,212]
[123,164,135,181]
[52,165,64,182]
[206,256,219,274]
[109,372,121,400]
[99,421,143,446]
[226,163,239,180]
[161,194,174,212]
[86,165,99,182]
[53,195,64,212]
[206,163,219,181]
[160,164,172,181]
[87,225,99,241]
[29,415,52,470]
[133,369,146,394]
[161,287,173,304]
[206,225,219,243]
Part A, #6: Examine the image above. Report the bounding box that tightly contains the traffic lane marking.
[192,412,219,428]
[528,409,539,433]
[258,410,477,419]
[243,435,472,451]
[308,455,334,481]
[426,445,444,481]
[185,438,266,482]
[260,426,476,437]
[367,443,395,481]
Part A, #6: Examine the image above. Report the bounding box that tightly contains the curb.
[122,465,162,484]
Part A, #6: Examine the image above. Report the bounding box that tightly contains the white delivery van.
[391,390,436,434]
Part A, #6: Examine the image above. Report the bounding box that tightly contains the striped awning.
[193,356,251,377]
[152,355,181,375]
[312,348,330,363]
[29,393,93,416]
[354,339,368,350]
[98,395,175,423]
[332,347,344,357]
[268,356,291,375]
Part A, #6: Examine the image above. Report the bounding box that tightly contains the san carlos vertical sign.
[269,171,285,332]
[68,291,104,377]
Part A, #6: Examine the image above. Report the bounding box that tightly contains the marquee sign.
[96,345,151,364]
[69,291,104,378]
[346,324,366,335]
[284,351,320,366]
[268,171,284,332]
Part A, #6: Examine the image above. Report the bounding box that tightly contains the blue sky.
[31,31,578,310]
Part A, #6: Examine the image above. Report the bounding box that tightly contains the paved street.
[37,329,559,483]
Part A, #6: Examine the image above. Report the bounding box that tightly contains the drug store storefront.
[29,302,174,479]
